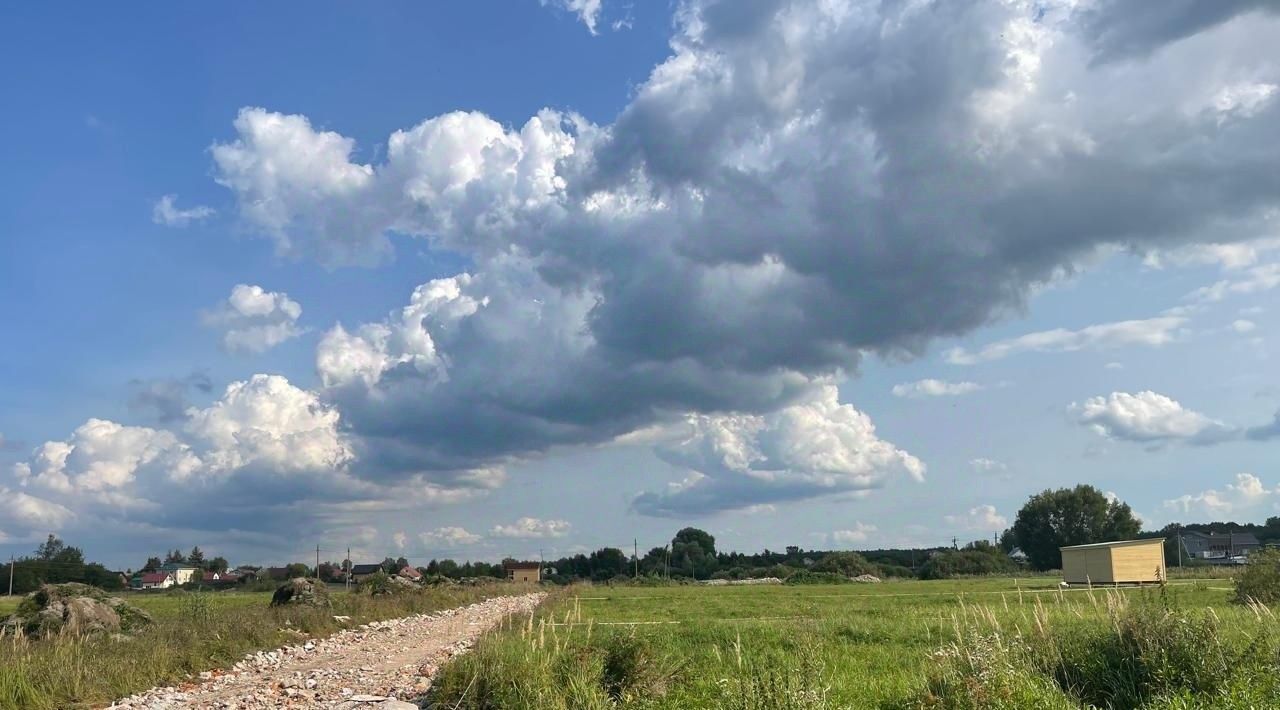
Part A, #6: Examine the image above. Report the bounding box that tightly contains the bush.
[811,552,875,577]
[917,549,1017,580]
[1234,548,1280,604]
[784,571,848,585]
[875,563,916,579]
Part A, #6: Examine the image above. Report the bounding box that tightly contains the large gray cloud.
[201,0,1280,512]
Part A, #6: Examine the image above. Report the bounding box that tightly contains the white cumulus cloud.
[832,523,877,545]
[945,504,1008,531]
[1164,473,1278,517]
[634,385,924,516]
[1073,391,1236,445]
[892,379,983,398]
[420,526,483,547]
[202,284,306,354]
[490,517,571,539]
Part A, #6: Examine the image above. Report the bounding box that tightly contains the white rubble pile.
[109,593,543,710]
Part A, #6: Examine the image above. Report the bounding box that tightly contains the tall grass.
[0,585,521,710]
[428,579,1268,709]
[909,589,1280,709]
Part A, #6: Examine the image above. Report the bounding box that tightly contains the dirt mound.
[4,583,153,637]
[270,578,331,607]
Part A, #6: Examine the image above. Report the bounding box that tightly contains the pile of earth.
[3,583,153,637]
[271,578,331,607]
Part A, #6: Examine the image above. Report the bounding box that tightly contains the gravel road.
[108,593,544,710]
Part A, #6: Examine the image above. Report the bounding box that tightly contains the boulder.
[851,574,882,583]
[270,578,331,608]
[3,583,153,638]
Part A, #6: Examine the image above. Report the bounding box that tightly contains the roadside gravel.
[108,593,544,709]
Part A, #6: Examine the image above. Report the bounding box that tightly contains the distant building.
[350,563,383,581]
[1181,531,1260,562]
[265,567,292,581]
[136,572,175,590]
[397,566,423,581]
[504,561,542,583]
[158,563,199,585]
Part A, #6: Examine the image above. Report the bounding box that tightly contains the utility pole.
[346,547,351,592]
[952,537,958,550]
[7,556,13,597]
[316,545,320,582]
[1177,534,1183,568]
[634,538,639,578]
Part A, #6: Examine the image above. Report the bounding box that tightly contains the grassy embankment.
[430,575,1275,709]
[0,584,529,710]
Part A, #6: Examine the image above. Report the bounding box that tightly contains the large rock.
[271,578,331,607]
[4,583,153,637]
[852,574,882,583]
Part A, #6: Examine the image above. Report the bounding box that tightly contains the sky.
[2,0,1280,571]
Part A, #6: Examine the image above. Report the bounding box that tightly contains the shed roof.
[1060,538,1164,551]
[351,564,383,575]
[504,561,542,570]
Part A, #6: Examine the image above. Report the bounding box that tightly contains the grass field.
[430,576,1267,709]
[0,585,524,710]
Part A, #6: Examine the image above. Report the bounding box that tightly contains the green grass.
[0,585,528,710]
[431,577,1251,709]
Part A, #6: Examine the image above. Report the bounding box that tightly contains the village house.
[504,561,542,583]
[397,565,423,581]
[1181,531,1261,562]
[158,562,200,585]
[134,572,175,590]
[350,563,383,582]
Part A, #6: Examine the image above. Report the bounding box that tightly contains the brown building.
[504,561,542,583]
[1060,538,1166,585]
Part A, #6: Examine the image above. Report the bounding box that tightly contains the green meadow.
[430,575,1274,709]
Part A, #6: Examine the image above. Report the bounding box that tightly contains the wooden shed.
[1060,538,1166,585]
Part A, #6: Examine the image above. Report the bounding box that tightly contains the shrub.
[811,552,874,577]
[917,549,1017,580]
[784,571,848,585]
[600,633,677,702]
[1234,548,1280,604]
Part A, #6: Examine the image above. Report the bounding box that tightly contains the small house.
[350,563,383,581]
[504,561,542,583]
[397,565,423,581]
[1060,538,1165,585]
[158,563,199,585]
[138,572,175,590]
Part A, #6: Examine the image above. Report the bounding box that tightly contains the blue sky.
[2,1,1279,570]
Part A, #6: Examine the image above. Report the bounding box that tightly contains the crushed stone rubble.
[109,593,544,709]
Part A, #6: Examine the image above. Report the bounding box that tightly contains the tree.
[142,556,162,573]
[1010,485,1141,571]
[187,546,206,568]
[207,556,229,573]
[284,562,309,579]
[165,549,186,564]
[671,527,718,579]
[36,534,71,562]
[395,556,409,570]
